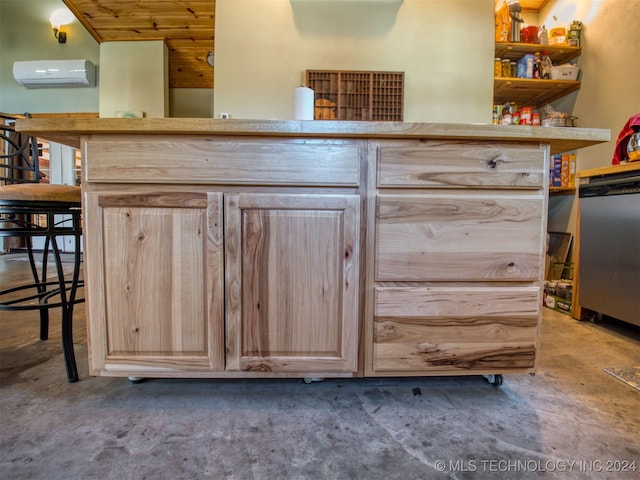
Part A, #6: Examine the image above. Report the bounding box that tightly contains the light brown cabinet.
[16,119,608,382]
[83,135,362,378]
[369,139,547,376]
[87,190,360,377]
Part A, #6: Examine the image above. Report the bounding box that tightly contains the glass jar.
[502,59,511,77]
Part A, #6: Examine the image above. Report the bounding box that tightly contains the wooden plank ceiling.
[62,0,215,89]
[520,0,550,12]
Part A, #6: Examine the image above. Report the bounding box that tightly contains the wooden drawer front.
[378,140,545,188]
[376,193,544,281]
[374,286,539,373]
[86,136,360,186]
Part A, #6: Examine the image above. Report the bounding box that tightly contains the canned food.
[520,106,533,125]
[494,58,503,77]
[532,112,541,126]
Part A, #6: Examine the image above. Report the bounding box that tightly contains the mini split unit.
[13,59,96,88]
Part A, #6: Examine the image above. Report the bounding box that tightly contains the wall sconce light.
[206,52,215,67]
[50,8,75,44]
[52,26,67,43]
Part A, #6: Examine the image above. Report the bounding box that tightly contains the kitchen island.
[16,118,610,381]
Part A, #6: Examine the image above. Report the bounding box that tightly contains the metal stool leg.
[26,238,50,340]
[1,198,84,383]
[64,230,83,383]
[49,213,80,383]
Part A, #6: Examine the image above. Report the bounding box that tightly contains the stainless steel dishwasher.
[578,170,640,326]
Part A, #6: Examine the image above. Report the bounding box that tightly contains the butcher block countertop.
[15,118,610,155]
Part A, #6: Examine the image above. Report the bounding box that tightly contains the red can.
[519,107,533,125]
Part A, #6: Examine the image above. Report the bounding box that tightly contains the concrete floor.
[0,252,639,480]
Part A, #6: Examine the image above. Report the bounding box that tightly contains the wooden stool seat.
[0,184,81,203]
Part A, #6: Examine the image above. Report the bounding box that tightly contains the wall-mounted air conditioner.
[13,59,96,88]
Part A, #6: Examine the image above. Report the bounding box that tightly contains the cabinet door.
[225,193,360,373]
[84,192,224,374]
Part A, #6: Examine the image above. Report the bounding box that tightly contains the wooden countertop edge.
[577,162,640,178]
[15,118,610,154]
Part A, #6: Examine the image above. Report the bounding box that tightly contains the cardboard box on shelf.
[544,279,573,315]
[561,154,570,186]
[544,294,572,315]
[550,153,576,187]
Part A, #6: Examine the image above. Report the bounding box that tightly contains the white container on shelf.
[550,64,580,80]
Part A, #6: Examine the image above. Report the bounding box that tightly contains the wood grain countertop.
[15,118,610,155]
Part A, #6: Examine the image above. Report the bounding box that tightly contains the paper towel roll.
[294,86,314,120]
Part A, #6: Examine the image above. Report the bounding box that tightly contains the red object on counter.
[521,26,539,43]
[612,113,640,164]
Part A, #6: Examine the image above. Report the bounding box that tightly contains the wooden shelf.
[577,162,640,178]
[550,186,576,194]
[306,70,404,121]
[494,78,581,108]
[494,43,582,108]
[495,42,581,64]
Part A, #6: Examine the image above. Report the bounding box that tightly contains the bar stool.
[0,184,84,382]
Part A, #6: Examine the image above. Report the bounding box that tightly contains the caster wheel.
[483,374,503,387]
[128,376,145,384]
[303,377,325,384]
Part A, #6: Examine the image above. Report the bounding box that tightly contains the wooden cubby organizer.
[306,70,404,121]
[494,43,581,108]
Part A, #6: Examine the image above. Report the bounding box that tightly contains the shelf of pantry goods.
[494,42,582,108]
[495,42,581,63]
[494,77,581,108]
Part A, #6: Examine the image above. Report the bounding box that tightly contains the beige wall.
[214,0,494,122]
[542,0,640,268]
[540,0,640,172]
[0,0,99,114]
[99,41,168,118]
